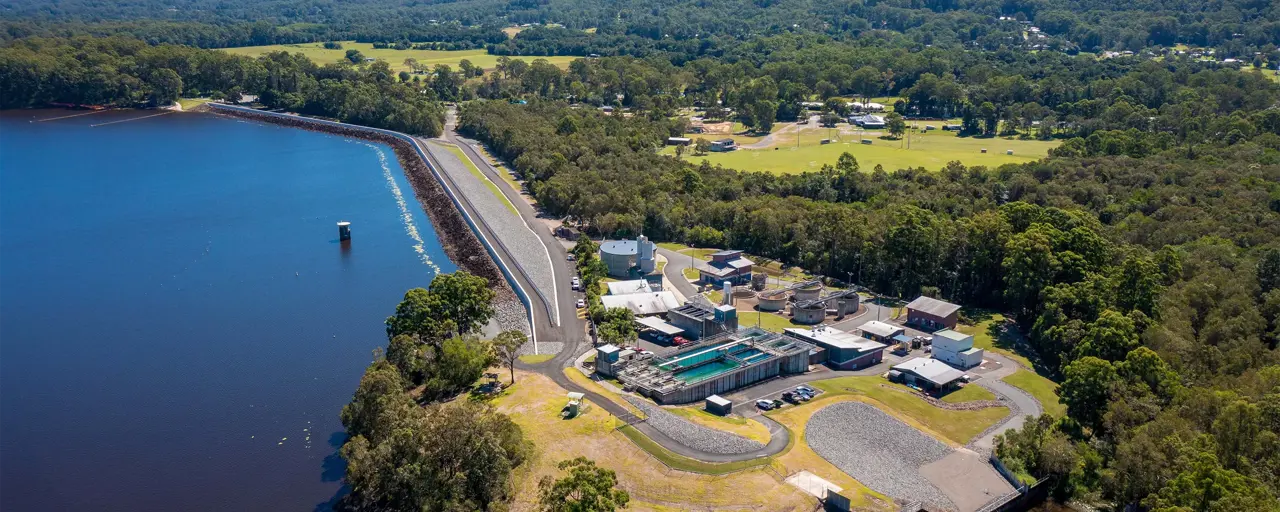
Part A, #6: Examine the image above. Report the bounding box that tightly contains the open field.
[1004,370,1065,417]
[493,371,818,511]
[518,353,555,364]
[808,376,1008,445]
[1250,64,1280,83]
[668,127,1059,174]
[176,97,210,110]
[219,42,578,73]
[939,384,996,404]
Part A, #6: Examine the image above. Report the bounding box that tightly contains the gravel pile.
[623,396,765,455]
[806,402,954,509]
[424,142,558,324]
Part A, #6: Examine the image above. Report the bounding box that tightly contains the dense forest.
[0,37,445,135]
[2,0,1278,58]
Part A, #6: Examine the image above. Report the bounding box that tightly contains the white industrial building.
[931,329,984,369]
[890,357,966,394]
[606,279,653,295]
[858,320,905,342]
[600,291,681,316]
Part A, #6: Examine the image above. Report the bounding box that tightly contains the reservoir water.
[0,110,455,511]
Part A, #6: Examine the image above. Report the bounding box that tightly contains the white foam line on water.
[354,140,441,276]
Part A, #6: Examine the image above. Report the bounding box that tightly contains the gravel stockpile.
[806,402,954,509]
[623,396,765,455]
[423,142,559,324]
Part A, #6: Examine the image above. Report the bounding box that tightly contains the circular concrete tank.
[757,291,788,312]
[794,283,823,302]
[792,303,826,324]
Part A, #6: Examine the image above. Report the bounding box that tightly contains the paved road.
[656,246,700,299]
[968,352,1043,454]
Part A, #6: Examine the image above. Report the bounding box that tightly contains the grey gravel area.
[423,141,559,326]
[623,396,765,455]
[807,402,955,510]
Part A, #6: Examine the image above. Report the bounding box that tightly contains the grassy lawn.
[738,311,801,333]
[438,144,519,215]
[957,314,1035,369]
[1004,370,1065,417]
[518,353,555,364]
[470,145,525,195]
[176,97,210,110]
[682,267,700,281]
[1250,64,1280,83]
[219,42,578,73]
[668,129,1059,174]
[666,406,772,444]
[808,376,1008,446]
[940,384,996,404]
[495,371,816,511]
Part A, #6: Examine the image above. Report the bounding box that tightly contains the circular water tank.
[794,283,823,301]
[757,292,788,312]
[792,303,826,324]
[599,240,639,278]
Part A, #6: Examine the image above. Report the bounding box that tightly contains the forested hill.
[2,0,1277,55]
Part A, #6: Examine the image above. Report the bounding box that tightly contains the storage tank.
[794,282,823,301]
[792,302,826,324]
[757,290,788,312]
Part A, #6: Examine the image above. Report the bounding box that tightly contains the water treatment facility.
[600,326,813,404]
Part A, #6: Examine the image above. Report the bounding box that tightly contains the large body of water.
[0,110,455,511]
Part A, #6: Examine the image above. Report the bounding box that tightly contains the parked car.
[571,277,581,290]
[772,399,785,408]
[672,336,689,346]
[796,385,815,394]
[755,399,775,411]
[567,254,576,261]
[575,298,585,308]
[782,392,800,404]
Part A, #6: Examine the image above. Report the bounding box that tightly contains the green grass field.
[1004,370,1066,417]
[809,376,1009,445]
[959,315,1036,369]
[219,42,579,73]
[737,311,800,333]
[940,384,997,404]
[669,128,1059,174]
[517,353,555,364]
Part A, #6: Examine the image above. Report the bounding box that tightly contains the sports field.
[219,42,578,72]
[667,125,1059,174]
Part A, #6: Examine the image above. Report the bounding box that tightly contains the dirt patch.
[692,121,732,135]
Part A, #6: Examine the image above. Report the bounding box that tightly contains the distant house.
[932,329,984,369]
[942,124,963,131]
[667,137,692,146]
[785,326,887,370]
[859,320,904,343]
[696,250,754,286]
[709,138,736,152]
[850,115,885,128]
[904,296,961,330]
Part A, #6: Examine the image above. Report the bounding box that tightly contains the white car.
[576,298,586,308]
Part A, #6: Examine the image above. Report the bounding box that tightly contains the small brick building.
[904,296,961,331]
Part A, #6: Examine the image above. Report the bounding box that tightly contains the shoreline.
[209,107,516,304]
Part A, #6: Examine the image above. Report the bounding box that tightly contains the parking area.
[920,450,1017,512]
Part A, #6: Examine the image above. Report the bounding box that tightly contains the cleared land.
[959,315,1035,369]
[737,311,802,333]
[518,353,555,364]
[668,128,1059,174]
[219,42,578,72]
[1004,369,1065,417]
[493,371,817,511]
[808,376,1009,445]
[766,396,895,511]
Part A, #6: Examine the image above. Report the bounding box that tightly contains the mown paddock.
[218,42,579,73]
[667,127,1060,174]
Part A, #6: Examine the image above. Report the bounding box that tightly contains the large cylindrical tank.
[757,291,788,312]
[794,283,823,302]
[792,303,826,324]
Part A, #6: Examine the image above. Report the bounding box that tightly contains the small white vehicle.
[576,298,586,308]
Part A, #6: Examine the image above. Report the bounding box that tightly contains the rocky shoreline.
[211,107,530,334]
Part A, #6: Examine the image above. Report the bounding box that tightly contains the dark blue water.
[0,110,455,511]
